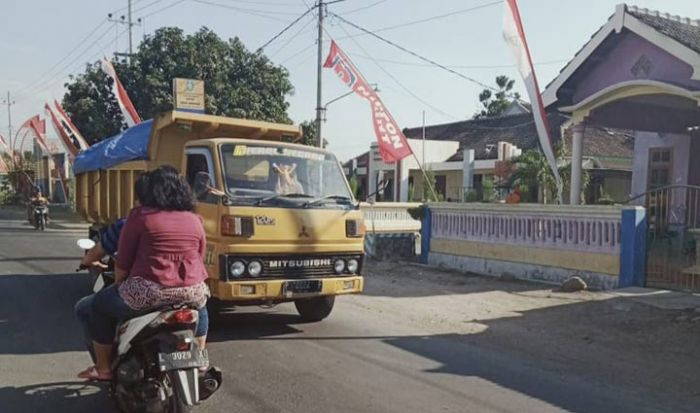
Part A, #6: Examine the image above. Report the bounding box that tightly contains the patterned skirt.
[118,276,210,311]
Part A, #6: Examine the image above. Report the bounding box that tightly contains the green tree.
[299,120,317,147]
[63,27,294,143]
[475,75,521,119]
[509,145,590,204]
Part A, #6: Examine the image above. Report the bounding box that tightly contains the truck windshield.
[219,143,353,208]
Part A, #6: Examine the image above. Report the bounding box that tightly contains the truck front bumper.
[211,276,364,302]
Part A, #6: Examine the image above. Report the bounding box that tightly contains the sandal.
[78,366,113,381]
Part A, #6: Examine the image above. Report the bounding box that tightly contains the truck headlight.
[347,259,359,274]
[230,261,245,277]
[334,259,345,274]
[248,261,262,277]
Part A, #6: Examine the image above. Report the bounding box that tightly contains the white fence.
[430,203,623,254]
[360,202,422,233]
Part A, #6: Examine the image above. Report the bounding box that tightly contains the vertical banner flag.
[25,115,51,154]
[45,104,79,159]
[0,134,8,151]
[101,58,142,127]
[323,41,412,163]
[53,100,89,150]
[503,0,563,203]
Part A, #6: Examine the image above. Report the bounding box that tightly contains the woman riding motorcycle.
[76,166,210,381]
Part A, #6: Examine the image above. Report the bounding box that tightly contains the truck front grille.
[220,254,363,281]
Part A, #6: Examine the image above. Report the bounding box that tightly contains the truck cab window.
[185,149,217,203]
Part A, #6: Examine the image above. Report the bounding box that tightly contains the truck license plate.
[158,349,209,371]
[282,280,322,295]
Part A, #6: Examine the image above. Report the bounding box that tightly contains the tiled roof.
[403,113,634,165]
[563,126,635,170]
[627,6,700,54]
[404,113,568,161]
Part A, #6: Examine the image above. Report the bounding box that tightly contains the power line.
[336,0,502,39]
[331,13,512,96]
[140,0,187,18]
[255,7,315,52]
[109,0,148,15]
[341,0,387,15]
[216,0,305,8]
[268,14,317,58]
[190,0,296,21]
[348,53,568,69]
[331,24,458,121]
[14,19,109,98]
[132,0,166,15]
[16,22,118,100]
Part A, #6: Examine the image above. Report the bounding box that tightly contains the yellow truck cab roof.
[147,111,304,169]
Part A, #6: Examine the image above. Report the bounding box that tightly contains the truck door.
[185,148,220,274]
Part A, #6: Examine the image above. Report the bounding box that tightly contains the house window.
[648,148,672,190]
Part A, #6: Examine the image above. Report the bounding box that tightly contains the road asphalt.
[0,208,698,413]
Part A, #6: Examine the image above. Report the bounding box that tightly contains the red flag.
[101,58,141,127]
[323,41,412,163]
[503,0,563,202]
[24,115,52,155]
[45,104,79,158]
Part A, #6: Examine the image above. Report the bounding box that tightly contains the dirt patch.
[355,261,700,412]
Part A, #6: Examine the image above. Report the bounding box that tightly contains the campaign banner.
[323,41,412,163]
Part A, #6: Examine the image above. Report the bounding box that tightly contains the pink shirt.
[117,207,208,288]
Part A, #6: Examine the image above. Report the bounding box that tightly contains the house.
[542,4,700,205]
[363,111,634,203]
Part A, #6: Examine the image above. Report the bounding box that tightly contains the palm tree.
[509,145,589,204]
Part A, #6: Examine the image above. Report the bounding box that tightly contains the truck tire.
[294,296,335,322]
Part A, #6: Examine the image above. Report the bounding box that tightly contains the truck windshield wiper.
[302,195,353,208]
[254,193,313,206]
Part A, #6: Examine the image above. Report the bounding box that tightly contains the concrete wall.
[420,203,647,290]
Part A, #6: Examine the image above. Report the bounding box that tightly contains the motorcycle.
[33,204,48,231]
[76,239,222,412]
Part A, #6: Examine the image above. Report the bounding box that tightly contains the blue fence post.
[619,206,647,287]
[420,205,432,265]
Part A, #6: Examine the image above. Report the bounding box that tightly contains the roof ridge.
[404,112,543,131]
[626,4,700,27]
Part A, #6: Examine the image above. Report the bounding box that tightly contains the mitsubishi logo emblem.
[298,225,310,238]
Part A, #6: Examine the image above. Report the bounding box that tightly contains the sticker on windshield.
[233,145,325,161]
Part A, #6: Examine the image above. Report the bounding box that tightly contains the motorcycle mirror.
[77,238,96,250]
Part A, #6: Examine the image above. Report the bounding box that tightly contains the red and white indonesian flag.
[503,0,563,202]
[20,115,51,154]
[101,58,142,128]
[53,101,89,150]
[45,104,80,159]
[323,41,412,163]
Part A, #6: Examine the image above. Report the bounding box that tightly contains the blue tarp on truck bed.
[73,120,153,174]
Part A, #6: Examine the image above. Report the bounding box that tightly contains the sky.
[0,0,698,162]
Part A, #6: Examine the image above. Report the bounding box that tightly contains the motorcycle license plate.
[158,349,209,371]
[282,280,322,296]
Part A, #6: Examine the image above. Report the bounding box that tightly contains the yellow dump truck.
[74,111,365,321]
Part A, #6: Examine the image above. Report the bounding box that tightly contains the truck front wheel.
[294,296,335,322]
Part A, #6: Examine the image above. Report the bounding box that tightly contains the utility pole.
[315,0,324,148]
[108,0,141,64]
[1,91,14,151]
[128,0,133,56]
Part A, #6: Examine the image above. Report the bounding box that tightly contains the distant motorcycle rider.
[28,189,49,225]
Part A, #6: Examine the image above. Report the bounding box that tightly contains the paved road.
[0,210,695,413]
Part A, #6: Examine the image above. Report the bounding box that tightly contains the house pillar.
[569,122,586,205]
[462,149,475,200]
